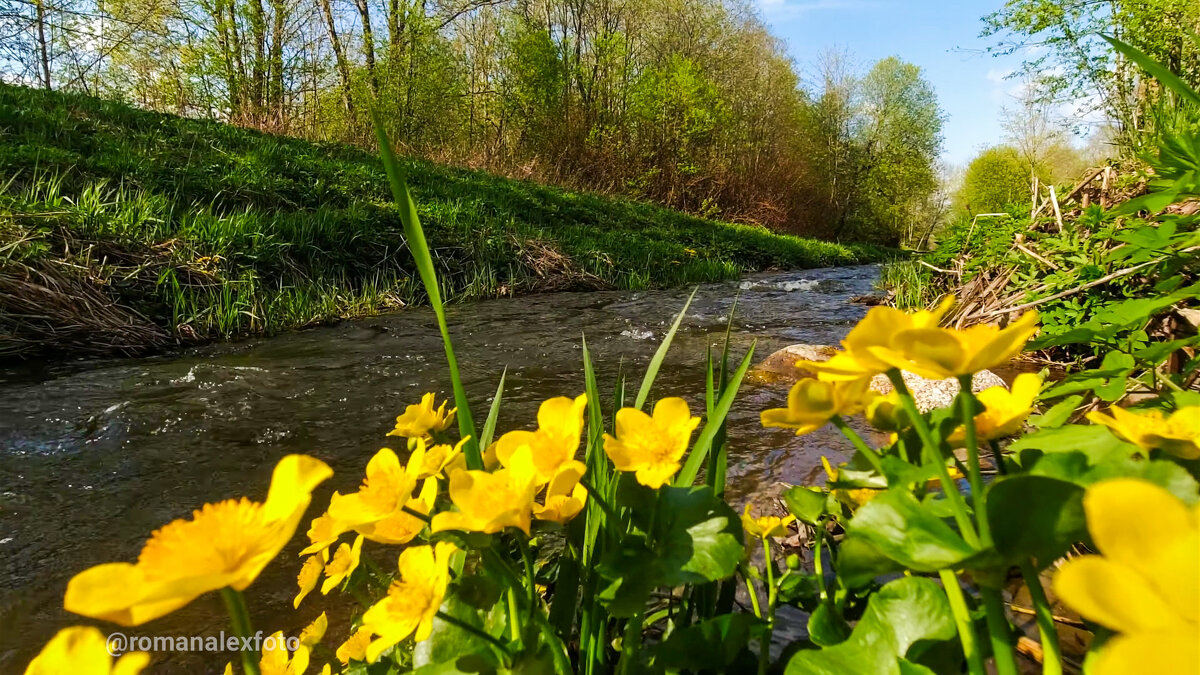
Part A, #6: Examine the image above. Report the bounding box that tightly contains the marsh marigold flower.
[432,446,538,535]
[821,456,879,509]
[336,627,372,665]
[1054,479,1200,675]
[409,437,467,479]
[865,391,909,432]
[947,372,1041,446]
[604,397,701,489]
[1086,406,1200,459]
[534,460,588,525]
[258,617,325,675]
[64,455,331,626]
[25,626,149,675]
[741,504,796,539]
[294,551,325,608]
[388,392,456,439]
[302,448,434,556]
[493,394,588,485]
[798,297,956,380]
[321,534,363,594]
[361,542,458,662]
[761,377,875,436]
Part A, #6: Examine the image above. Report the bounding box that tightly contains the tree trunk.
[269,0,286,126]
[316,0,355,114]
[34,0,51,89]
[353,0,380,97]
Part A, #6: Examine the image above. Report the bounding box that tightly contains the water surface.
[0,264,880,671]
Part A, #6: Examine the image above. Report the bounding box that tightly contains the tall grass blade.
[675,341,756,487]
[634,287,698,410]
[479,368,507,450]
[373,113,480,468]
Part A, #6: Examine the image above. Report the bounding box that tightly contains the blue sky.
[754,0,1028,166]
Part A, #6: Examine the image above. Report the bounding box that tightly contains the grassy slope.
[0,84,890,358]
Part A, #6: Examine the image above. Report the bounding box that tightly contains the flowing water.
[0,264,883,671]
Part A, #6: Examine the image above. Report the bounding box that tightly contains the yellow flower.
[259,628,313,675]
[64,455,331,626]
[821,456,879,508]
[25,626,149,675]
[302,447,420,555]
[798,297,955,380]
[409,437,467,479]
[1053,479,1200,675]
[1086,406,1200,459]
[336,627,372,664]
[431,447,538,535]
[741,504,796,539]
[494,394,588,485]
[362,476,436,545]
[947,372,1041,446]
[301,611,328,647]
[604,397,702,489]
[534,460,588,525]
[761,377,875,436]
[881,311,1039,380]
[322,534,364,594]
[388,392,456,439]
[362,542,458,662]
[294,551,325,608]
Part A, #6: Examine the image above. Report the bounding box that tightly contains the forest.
[0,0,945,244]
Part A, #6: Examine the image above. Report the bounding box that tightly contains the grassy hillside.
[0,84,891,359]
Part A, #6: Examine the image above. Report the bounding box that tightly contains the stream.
[0,264,882,671]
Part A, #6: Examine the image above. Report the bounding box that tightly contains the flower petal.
[1092,632,1200,675]
[1053,555,1180,634]
[1084,479,1195,577]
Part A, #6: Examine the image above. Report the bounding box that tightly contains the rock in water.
[754,343,1007,412]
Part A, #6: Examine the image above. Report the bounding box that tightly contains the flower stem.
[757,536,777,675]
[887,370,979,547]
[219,587,261,675]
[831,416,886,477]
[618,612,645,675]
[517,536,538,628]
[983,587,1019,675]
[957,376,992,546]
[1020,561,1063,675]
[740,564,763,619]
[939,570,984,675]
[813,520,828,603]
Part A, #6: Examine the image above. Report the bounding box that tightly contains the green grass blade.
[479,367,507,451]
[373,112,480,468]
[705,344,716,417]
[675,341,756,487]
[634,287,698,410]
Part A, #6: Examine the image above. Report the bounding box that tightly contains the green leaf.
[478,368,506,451]
[650,613,766,671]
[656,486,745,584]
[1008,424,1140,464]
[835,534,905,589]
[785,577,957,675]
[845,489,978,572]
[634,287,697,411]
[986,475,1086,569]
[413,587,507,669]
[1028,452,1200,505]
[676,342,756,486]
[783,486,828,526]
[807,602,852,647]
[1028,395,1083,428]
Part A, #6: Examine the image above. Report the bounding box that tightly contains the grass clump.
[0,84,892,359]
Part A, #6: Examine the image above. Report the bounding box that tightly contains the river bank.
[0,84,892,361]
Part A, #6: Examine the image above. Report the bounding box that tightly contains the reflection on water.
[0,264,881,671]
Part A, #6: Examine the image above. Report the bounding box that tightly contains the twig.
[1014,242,1061,270]
[917,259,961,276]
[1008,604,1087,629]
[1049,185,1065,233]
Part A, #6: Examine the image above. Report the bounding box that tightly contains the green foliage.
[958,146,1031,215]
